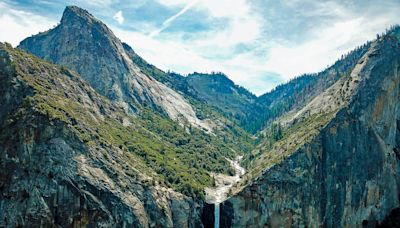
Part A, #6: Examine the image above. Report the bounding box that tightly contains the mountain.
[18,6,212,131]
[17,5,271,134]
[17,5,256,159]
[184,72,267,130]
[221,26,400,227]
[0,42,255,227]
[186,73,256,111]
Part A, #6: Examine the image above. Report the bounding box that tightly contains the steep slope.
[248,42,371,133]
[18,6,212,131]
[221,27,400,227]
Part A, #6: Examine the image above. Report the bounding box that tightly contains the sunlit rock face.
[222,32,400,227]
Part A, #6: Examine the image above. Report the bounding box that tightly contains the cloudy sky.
[1,0,399,95]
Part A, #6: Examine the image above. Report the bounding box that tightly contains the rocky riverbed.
[205,156,245,204]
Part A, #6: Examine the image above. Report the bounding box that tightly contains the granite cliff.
[221,28,400,227]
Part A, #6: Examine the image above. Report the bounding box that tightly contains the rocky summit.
[1,4,400,228]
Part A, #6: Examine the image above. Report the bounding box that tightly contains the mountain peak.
[61,5,96,24]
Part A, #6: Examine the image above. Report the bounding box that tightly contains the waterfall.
[214,203,220,228]
[205,156,245,228]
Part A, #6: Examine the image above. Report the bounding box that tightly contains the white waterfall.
[214,203,220,228]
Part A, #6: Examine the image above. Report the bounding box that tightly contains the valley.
[0,4,400,228]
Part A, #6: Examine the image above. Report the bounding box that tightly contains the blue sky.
[1,0,399,95]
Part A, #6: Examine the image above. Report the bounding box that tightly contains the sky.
[1,0,399,95]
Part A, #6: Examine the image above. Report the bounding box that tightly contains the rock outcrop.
[221,29,400,227]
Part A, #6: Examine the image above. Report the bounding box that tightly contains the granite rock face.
[221,32,400,227]
[0,43,203,228]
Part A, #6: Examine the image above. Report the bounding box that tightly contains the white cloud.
[115,0,400,95]
[114,27,217,72]
[0,2,57,47]
[156,0,262,43]
[264,15,399,81]
[128,0,266,93]
[82,0,116,7]
[157,0,250,18]
[114,26,273,95]
[113,10,124,24]
[265,18,363,80]
[149,0,198,37]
